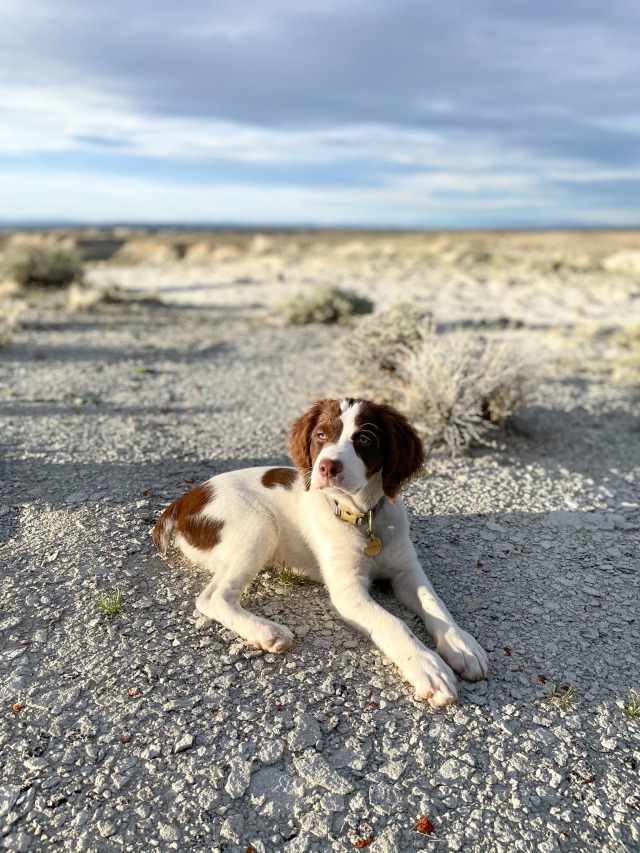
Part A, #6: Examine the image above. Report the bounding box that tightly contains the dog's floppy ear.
[377,404,425,501]
[289,400,328,489]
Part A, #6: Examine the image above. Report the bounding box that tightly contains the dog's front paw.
[247,619,294,654]
[402,648,458,709]
[437,628,488,682]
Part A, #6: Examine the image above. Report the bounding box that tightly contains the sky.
[1,0,640,227]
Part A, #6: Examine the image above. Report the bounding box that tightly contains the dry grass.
[0,296,27,347]
[0,286,29,347]
[67,283,161,312]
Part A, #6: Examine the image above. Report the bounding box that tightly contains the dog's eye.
[315,431,326,441]
[354,434,372,447]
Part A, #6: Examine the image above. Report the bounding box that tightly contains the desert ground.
[0,229,639,852]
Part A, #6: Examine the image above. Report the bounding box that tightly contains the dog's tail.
[152,499,179,555]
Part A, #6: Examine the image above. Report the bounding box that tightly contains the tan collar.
[330,495,386,526]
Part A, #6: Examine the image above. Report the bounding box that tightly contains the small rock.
[0,786,20,817]
[294,752,352,795]
[220,814,244,843]
[438,757,475,781]
[288,714,321,752]
[141,744,161,760]
[299,810,332,839]
[1,830,31,852]
[589,802,608,819]
[371,824,403,853]
[258,740,284,765]
[159,823,181,842]
[249,767,304,817]
[379,760,405,782]
[369,781,401,814]
[96,820,117,838]
[24,757,49,772]
[284,836,309,853]
[173,733,194,754]
[225,758,253,799]
[537,840,561,853]
[319,793,344,811]
[51,686,82,715]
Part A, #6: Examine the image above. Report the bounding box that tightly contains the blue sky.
[1,0,640,227]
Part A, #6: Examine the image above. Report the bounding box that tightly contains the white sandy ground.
[87,252,637,329]
[1,237,639,852]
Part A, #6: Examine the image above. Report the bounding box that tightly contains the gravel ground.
[1,296,639,853]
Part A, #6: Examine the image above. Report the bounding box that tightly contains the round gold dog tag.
[364,535,382,557]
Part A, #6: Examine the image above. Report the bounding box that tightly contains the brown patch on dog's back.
[153,481,224,553]
[261,468,298,490]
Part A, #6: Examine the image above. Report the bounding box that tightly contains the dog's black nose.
[318,459,343,479]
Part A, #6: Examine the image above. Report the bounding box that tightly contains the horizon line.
[1,221,640,234]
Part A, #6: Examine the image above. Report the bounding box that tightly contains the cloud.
[5,162,639,229]
[1,0,640,224]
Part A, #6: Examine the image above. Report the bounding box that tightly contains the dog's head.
[289,398,424,501]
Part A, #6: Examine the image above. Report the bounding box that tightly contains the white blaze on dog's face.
[289,397,426,501]
[306,399,387,498]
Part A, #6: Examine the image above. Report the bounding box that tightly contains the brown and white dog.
[153,398,488,708]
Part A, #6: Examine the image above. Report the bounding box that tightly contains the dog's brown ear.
[288,400,327,489]
[377,404,425,500]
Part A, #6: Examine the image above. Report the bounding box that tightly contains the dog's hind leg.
[194,521,293,653]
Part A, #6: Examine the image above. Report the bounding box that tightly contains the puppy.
[153,398,488,707]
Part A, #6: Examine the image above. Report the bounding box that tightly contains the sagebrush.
[341,302,431,387]
[280,285,374,324]
[342,303,533,455]
[397,329,532,454]
[2,247,83,289]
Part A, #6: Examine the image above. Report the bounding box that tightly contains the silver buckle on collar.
[332,503,367,525]
[331,496,385,526]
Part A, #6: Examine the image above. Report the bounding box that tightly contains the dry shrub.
[397,328,532,454]
[113,239,179,265]
[611,322,640,349]
[0,296,27,347]
[68,283,161,312]
[280,285,374,325]
[343,304,533,455]
[2,247,83,289]
[341,302,429,379]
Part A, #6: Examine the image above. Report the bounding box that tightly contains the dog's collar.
[330,495,386,527]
